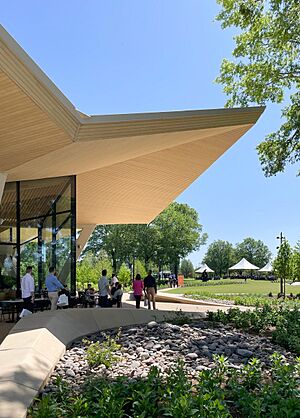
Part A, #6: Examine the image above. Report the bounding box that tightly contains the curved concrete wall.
[0,308,183,418]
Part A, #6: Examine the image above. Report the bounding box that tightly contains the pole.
[277,232,285,296]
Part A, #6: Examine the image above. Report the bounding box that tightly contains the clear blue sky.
[2,1,299,266]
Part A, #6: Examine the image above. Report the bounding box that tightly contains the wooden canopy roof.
[0,25,264,226]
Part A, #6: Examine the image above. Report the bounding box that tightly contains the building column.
[76,224,96,259]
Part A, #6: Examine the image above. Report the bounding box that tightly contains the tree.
[82,202,207,275]
[76,256,98,290]
[273,240,293,294]
[134,259,147,279]
[118,263,131,287]
[203,240,235,276]
[82,225,135,272]
[154,202,207,277]
[216,0,300,176]
[180,259,194,278]
[235,237,271,268]
[291,240,300,282]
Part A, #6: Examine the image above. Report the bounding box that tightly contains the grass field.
[167,279,283,296]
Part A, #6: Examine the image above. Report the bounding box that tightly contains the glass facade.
[0,176,76,296]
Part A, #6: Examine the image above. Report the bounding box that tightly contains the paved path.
[122,291,250,313]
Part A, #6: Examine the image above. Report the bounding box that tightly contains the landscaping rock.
[44,320,295,394]
[236,348,254,358]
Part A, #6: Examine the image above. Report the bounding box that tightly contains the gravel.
[43,319,294,393]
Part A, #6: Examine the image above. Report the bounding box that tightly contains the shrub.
[83,332,121,368]
[208,305,300,355]
[31,354,300,417]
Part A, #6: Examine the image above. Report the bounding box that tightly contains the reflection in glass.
[0,176,76,296]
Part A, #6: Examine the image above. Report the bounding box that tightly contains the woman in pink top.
[132,274,144,309]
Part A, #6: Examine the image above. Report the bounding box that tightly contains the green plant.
[118,263,131,286]
[83,332,121,368]
[31,353,300,418]
[208,305,300,355]
[168,310,192,326]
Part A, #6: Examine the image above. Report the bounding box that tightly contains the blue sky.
[2,1,299,266]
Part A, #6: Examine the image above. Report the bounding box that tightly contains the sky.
[1,1,299,266]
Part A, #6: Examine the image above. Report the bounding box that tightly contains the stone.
[147,321,158,328]
[236,349,253,358]
[186,353,198,360]
[66,369,76,378]
[153,344,162,350]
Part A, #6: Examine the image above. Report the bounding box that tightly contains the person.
[111,273,118,287]
[21,266,35,313]
[45,267,64,311]
[110,273,118,296]
[201,269,208,282]
[144,270,157,310]
[98,269,110,307]
[84,283,95,307]
[133,273,144,309]
[111,283,123,308]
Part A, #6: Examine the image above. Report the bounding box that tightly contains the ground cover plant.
[30,354,300,418]
[208,305,300,355]
[83,331,121,368]
[166,279,300,307]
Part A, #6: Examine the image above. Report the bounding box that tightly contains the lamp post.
[276,232,286,295]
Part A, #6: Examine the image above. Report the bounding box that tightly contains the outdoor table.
[0,298,50,322]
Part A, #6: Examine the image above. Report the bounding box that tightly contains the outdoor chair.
[0,302,15,322]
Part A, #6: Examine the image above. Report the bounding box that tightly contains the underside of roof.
[0,25,265,225]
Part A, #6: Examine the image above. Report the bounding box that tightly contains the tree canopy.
[203,240,236,276]
[216,0,300,176]
[180,259,195,278]
[82,202,207,275]
[273,239,292,293]
[235,237,271,268]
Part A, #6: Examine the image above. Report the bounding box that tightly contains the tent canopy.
[195,263,214,273]
[259,261,273,272]
[228,258,259,271]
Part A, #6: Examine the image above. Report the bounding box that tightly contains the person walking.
[98,269,110,307]
[21,266,35,312]
[133,273,144,309]
[45,267,64,311]
[144,270,157,310]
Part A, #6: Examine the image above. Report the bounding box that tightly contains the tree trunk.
[112,251,117,273]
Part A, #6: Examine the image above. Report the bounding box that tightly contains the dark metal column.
[38,223,43,291]
[51,202,57,269]
[70,176,76,295]
[16,181,21,298]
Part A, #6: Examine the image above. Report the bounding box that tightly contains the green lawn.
[167,279,283,296]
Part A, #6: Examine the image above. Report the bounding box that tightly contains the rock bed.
[43,320,294,393]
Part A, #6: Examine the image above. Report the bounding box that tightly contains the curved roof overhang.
[0,25,265,225]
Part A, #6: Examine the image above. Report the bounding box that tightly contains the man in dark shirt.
[144,270,157,310]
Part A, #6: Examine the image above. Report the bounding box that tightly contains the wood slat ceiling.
[77,124,250,224]
[7,125,251,181]
[0,71,73,171]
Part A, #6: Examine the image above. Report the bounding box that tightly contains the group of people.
[20,265,158,314]
[97,270,123,307]
[133,270,157,310]
[21,265,66,312]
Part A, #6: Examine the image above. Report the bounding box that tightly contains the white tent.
[228,258,259,270]
[195,263,214,273]
[258,261,273,272]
